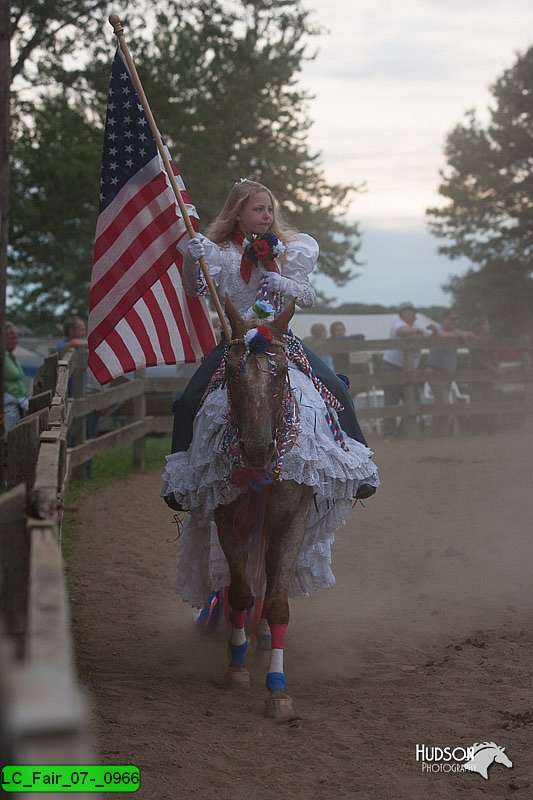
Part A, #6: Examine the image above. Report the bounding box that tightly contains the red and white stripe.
[88,153,215,384]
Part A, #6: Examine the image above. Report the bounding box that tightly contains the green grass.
[63,434,171,553]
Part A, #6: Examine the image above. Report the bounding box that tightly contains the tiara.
[234,177,251,185]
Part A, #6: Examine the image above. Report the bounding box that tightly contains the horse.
[463,742,513,779]
[214,296,313,719]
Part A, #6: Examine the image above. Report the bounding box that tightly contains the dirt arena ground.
[66,429,533,800]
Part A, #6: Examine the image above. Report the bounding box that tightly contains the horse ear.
[272,298,296,335]
[224,294,244,336]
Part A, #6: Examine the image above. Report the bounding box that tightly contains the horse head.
[224,296,296,469]
[493,745,512,769]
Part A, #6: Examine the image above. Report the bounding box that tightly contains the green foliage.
[444,259,533,336]
[427,46,533,334]
[8,0,362,329]
[62,434,171,553]
[9,97,102,326]
[68,434,171,501]
[427,47,533,265]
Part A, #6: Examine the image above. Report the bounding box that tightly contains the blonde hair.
[205,179,297,245]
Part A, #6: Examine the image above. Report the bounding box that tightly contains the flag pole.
[108,13,231,343]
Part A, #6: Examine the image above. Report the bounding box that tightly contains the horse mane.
[470,742,500,753]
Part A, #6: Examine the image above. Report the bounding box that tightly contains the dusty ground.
[66,429,533,800]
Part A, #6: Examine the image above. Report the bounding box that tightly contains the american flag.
[88,47,216,384]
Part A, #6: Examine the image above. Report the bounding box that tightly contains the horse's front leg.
[214,504,252,687]
[263,482,313,719]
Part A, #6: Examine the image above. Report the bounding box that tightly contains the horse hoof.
[225,667,251,688]
[264,691,295,720]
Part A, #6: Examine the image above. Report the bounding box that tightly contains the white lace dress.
[162,233,380,607]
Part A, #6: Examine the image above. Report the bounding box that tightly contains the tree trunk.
[0,0,11,486]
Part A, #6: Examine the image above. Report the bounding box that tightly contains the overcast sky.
[300,0,533,307]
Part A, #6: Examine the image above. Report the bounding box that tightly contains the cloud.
[297,1,532,303]
[301,0,532,226]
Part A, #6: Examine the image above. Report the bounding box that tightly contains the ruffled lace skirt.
[162,365,380,608]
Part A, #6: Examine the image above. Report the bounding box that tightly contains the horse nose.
[238,438,275,469]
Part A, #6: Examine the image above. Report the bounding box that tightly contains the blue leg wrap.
[229,640,248,669]
[266,671,286,692]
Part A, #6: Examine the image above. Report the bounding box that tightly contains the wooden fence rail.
[0,349,98,797]
[1,334,532,788]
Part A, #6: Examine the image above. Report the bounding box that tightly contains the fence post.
[6,408,50,490]
[402,346,419,437]
[522,338,533,407]
[132,369,146,471]
[70,349,87,481]
[0,485,28,658]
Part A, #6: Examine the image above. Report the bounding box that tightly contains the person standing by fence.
[329,320,351,377]
[4,322,29,437]
[56,315,105,477]
[303,323,334,370]
[380,302,428,440]
[426,309,475,436]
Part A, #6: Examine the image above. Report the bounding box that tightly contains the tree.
[10,0,117,83]
[9,0,363,330]
[1,0,11,463]
[444,259,533,337]
[427,47,533,333]
[9,97,102,327]
[427,47,533,265]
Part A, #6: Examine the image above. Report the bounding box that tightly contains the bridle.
[225,334,297,478]
[227,337,286,350]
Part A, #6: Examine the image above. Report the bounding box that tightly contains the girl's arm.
[262,233,318,308]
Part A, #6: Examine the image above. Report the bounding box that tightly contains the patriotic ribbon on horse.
[88,27,218,384]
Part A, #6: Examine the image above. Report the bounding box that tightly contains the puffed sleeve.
[178,233,223,296]
[281,233,318,308]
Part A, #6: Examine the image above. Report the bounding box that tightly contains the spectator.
[329,320,350,376]
[4,322,29,437]
[380,302,428,439]
[56,315,87,352]
[427,309,475,436]
[303,323,334,370]
[57,315,105,477]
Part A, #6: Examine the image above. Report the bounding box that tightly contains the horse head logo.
[464,742,513,780]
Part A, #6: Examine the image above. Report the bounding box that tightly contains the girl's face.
[237,191,274,235]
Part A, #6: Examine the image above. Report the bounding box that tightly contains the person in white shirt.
[380,301,429,439]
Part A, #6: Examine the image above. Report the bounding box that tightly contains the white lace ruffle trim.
[162,365,379,608]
